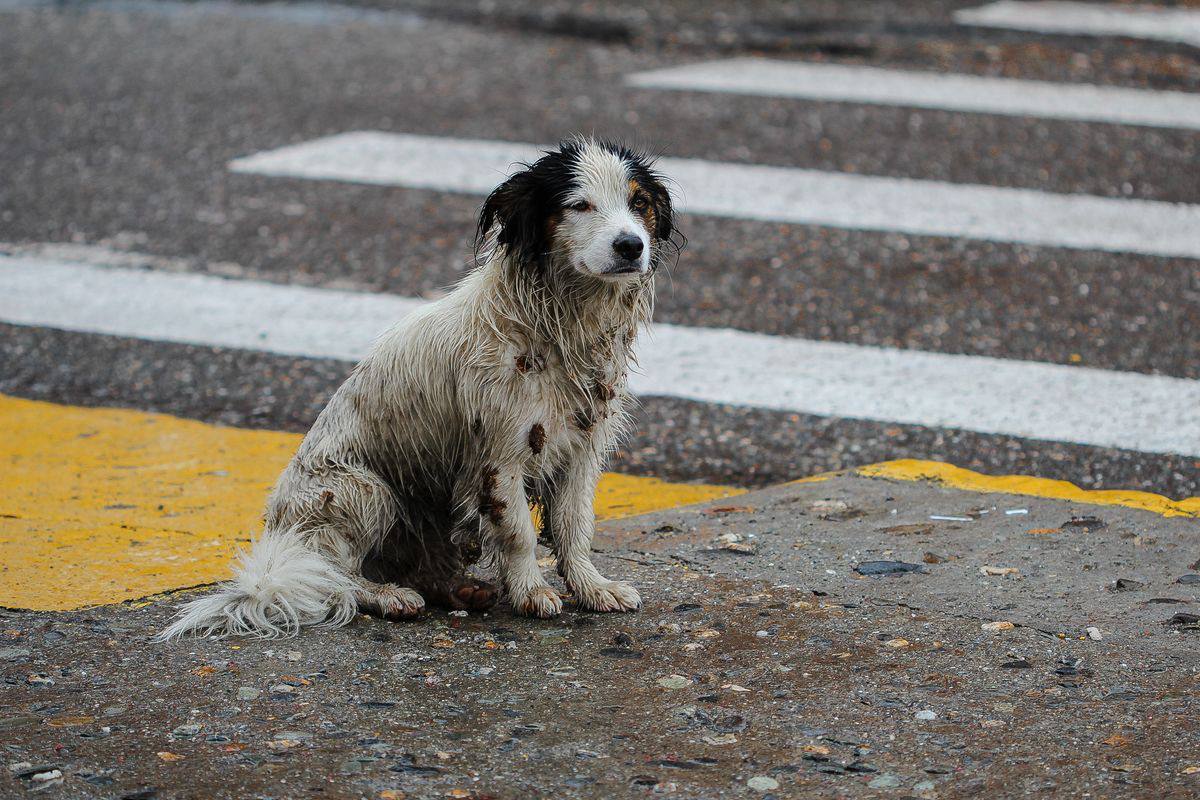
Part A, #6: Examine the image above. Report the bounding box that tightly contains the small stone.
[237,687,262,701]
[981,621,1015,632]
[980,565,1019,576]
[702,734,737,745]
[656,675,692,689]
[869,773,902,789]
[286,650,302,661]
[914,779,936,793]
[172,723,202,737]
[1176,574,1200,585]
[884,638,910,648]
[747,776,779,791]
[29,769,63,786]
[1110,578,1146,591]
[1086,626,1102,641]
[0,647,31,661]
[854,560,925,576]
[914,710,937,721]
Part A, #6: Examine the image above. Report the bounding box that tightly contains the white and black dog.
[160,137,680,639]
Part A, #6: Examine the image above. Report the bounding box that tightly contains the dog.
[159,137,680,638]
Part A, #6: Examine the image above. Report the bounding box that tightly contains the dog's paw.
[575,580,641,613]
[512,586,563,618]
[449,578,499,612]
[359,584,425,620]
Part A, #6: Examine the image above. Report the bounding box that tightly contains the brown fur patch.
[320,490,334,506]
[478,466,507,525]
[593,382,616,402]
[629,179,655,235]
[515,352,544,374]
[528,423,546,454]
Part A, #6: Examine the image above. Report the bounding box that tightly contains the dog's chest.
[499,332,632,463]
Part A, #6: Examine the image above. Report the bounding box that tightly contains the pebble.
[854,561,925,576]
[1086,626,1103,641]
[1176,574,1200,585]
[0,647,31,661]
[746,776,779,791]
[657,675,692,689]
[980,566,1019,576]
[237,687,262,701]
[869,773,902,789]
[172,723,202,737]
[981,621,1015,632]
[914,710,937,721]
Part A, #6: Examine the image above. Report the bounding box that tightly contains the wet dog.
[160,138,680,638]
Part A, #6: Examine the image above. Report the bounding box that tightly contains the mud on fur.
[158,137,681,639]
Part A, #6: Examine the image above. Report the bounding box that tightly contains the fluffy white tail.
[157,527,357,640]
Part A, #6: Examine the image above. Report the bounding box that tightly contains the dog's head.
[476,138,680,282]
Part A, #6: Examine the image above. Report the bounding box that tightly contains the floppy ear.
[475,169,549,266]
[644,175,684,269]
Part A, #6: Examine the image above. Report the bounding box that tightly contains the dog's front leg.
[549,457,641,613]
[482,466,563,618]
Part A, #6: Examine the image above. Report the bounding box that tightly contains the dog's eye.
[631,194,649,212]
[567,200,593,212]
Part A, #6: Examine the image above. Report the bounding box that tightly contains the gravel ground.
[3,472,1198,799]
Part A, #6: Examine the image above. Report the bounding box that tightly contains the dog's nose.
[612,233,644,262]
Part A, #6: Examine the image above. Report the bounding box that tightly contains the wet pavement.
[4,471,1198,799]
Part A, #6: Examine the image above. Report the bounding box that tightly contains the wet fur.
[159,138,680,639]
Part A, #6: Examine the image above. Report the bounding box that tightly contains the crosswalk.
[627,58,1200,131]
[230,132,1200,259]
[4,0,1199,499]
[957,2,1200,48]
[5,249,1197,457]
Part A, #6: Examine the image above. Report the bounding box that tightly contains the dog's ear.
[642,171,684,269]
[475,169,549,266]
[646,179,676,244]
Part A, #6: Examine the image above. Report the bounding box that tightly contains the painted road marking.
[956,2,1200,47]
[228,131,1200,260]
[627,58,1200,131]
[3,249,1200,458]
[0,394,739,611]
[857,460,1200,519]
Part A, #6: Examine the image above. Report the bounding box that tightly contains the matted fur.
[159,138,680,639]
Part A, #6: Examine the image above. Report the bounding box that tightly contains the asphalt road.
[1,0,1198,498]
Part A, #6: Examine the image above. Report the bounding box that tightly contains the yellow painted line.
[856,459,1200,519]
[0,394,740,612]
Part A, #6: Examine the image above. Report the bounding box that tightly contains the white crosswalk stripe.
[957,1,1200,47]
[3,248,1198,458]
[627,58,1200,131]
[229,132,1200,260]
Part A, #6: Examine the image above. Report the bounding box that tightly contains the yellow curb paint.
[856,459,1200,519]
[0,394,740,611]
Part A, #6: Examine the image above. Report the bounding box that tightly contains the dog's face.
[477,139,678,282]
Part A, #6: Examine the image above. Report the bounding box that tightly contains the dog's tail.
[156,526,358,640]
